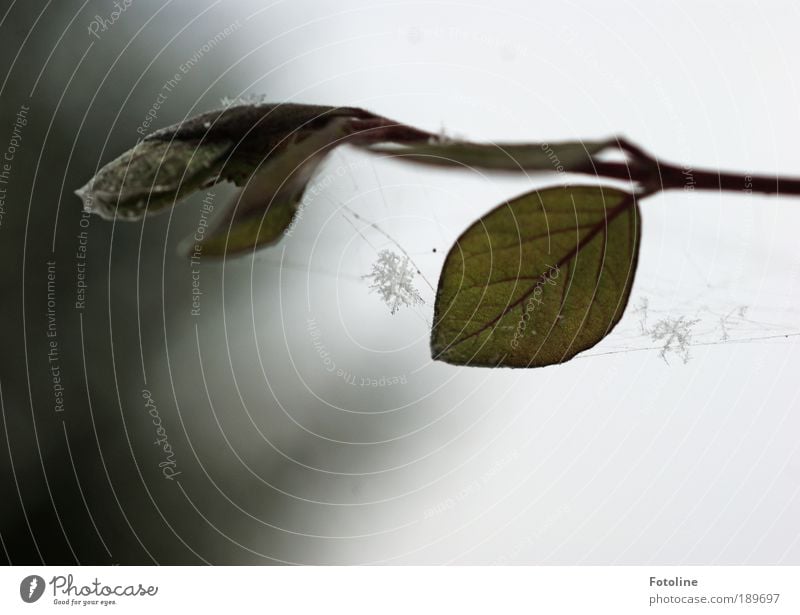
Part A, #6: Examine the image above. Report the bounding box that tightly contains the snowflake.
[649,316,700,364]
[363,250,424,314]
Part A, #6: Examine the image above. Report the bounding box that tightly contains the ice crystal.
[649,316,700,364]
[220,93,269,109]
[363,249,424,314]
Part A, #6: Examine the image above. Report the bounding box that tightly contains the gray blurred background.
[1,0,799,564]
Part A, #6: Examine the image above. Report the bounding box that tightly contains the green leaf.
[431,185,640,368]
[193,116,355,257]
[75,139,230,220]
[368,138,612,173]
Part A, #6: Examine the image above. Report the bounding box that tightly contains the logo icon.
[20,575,45,603]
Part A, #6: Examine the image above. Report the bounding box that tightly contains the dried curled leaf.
[431,185,640,368]
[146,102,373,185]
[75,139,230,220]
[75,103,374,221]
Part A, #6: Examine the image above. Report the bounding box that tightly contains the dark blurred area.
[0,0,288,564]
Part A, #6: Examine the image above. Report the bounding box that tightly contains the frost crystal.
[363,249,424,314]
[220,93,269,109]
[649,316,700,364]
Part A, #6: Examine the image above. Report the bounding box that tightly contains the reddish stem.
[584,139,800,196]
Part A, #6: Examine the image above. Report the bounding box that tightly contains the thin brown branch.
[582,138,800,197]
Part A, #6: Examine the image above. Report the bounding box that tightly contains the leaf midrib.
[438,193,636,352]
